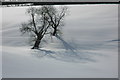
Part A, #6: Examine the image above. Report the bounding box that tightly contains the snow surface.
[0,7,2,79]
[2,4,118,78]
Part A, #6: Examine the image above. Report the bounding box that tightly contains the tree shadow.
[56,35,76,51]
[30,48,105,63]
[31,36,110,63]
[30,35,106,63]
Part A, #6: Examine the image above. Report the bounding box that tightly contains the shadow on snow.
[30,35,114,63]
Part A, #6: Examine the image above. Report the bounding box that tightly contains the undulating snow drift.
[2,4,118,78]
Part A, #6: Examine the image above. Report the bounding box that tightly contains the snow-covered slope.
[2,5,118,78]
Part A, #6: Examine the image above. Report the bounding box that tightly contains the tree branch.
[31,13,38,35]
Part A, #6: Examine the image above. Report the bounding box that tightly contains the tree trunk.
[31,37,42,49]
[53,28,57,36]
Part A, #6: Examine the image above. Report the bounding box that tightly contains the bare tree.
[20,7,50,49]
[20,6,68,49]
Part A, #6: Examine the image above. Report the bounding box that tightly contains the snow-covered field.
[0,7,2,79]
[2,4,118,78]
